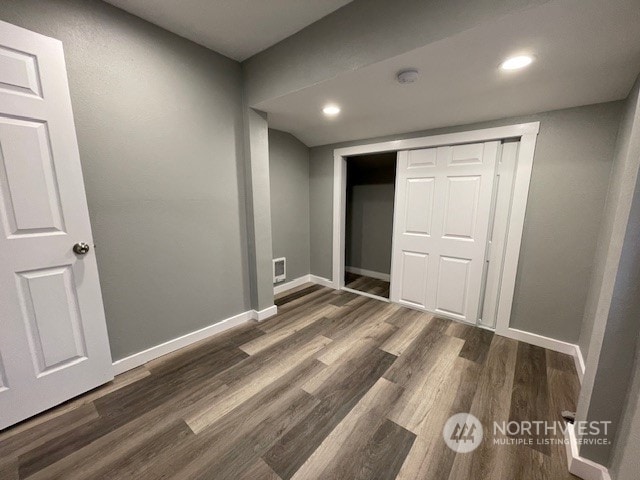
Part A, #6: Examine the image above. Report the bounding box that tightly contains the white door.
[0,21,113,430]
[390,142,499,324]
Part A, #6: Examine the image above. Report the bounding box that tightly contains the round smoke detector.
[396,69,419,84]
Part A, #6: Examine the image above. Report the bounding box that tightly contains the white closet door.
[480,141,518,328]
[0,20,113,430]
[390,142,499,323]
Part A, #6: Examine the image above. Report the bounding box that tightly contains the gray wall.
[269,129,310,283]
[576,76,640,466]
[346,155,396,276]
[242,107,274,311]
[0,0,250,361]
[310,102,622,344]
[610,333,640,480]
[578,76,640,361]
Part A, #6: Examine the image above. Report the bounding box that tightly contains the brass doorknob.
[73,242,90,255]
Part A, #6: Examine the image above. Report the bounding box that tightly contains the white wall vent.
[273,257,286,283]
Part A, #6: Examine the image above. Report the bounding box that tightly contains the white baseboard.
[565,423,611,480]
[342,286,390,302]
[501,327,576,355]
[273,274,337,295]
[252,305,277,321]
[112,306,277,375]
[274,275,311,295]
[345,266,390,282]
[500,327,585,382]
[309,274,335,289]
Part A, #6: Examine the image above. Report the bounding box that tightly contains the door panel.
[391,142,499,323]
[0,117,65,235]
[442,176,480,240]
[435,256,471,318]
[405,178,434,235]
[399,251,428,308]
[0,45,42,97]
[407,147,437,168]
[17,266,87,375]
[0,20,113,430]
[449,143,485,166]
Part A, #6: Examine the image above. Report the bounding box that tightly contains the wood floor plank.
[320,297,398,340]
[358,419,416,479]
[316,304,398,365]
[329,291,358,307]
[508,342,551,455]
[447,335,519,480]
[546,349,579,376]
[395,357,480,480]
[446,321,494,364]
[546,351,580,422]
[383,307,416,327]
[146,359,324,479]
[291,378,409,480]
[301,319,396,394]
[380,311,433,356]
[0,459,18,480]
[383,316,458,387]
[274,282,314,301]
[386,334,464,433]
[316,320,396,366]
[241,458,283,480]
[239,304,337,355]
[21,381,228,480]
[0,403,98,459]
[259,289,339,334]
[273,286,334,313]
[79,421,193,480]
[275,284,324,307]
[18,341,242,478]
[146,323,264,374]
[94,343,246,419]
[501,444,550,480]
[213,314,336,387]
[0,366,149,444]
[186,334,331,434]
[105,358,306,479]
[176,392,318,479]
[263,347,397,479]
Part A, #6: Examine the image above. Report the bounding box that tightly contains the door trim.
[332,122,539,334]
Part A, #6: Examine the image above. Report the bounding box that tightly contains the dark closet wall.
[345,153,396,276]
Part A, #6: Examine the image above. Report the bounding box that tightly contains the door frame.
[332,122,539,335]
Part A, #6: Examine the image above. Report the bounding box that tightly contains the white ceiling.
[103,0,353,61]
[259,0,640,146]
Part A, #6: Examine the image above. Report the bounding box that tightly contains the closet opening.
[343,152,397,301]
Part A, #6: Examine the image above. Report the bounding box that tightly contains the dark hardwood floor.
[345,271,390,299]
[0,285,580,479]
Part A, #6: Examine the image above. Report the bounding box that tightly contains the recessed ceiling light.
[500,55,534,71]
[322,105,341,116]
